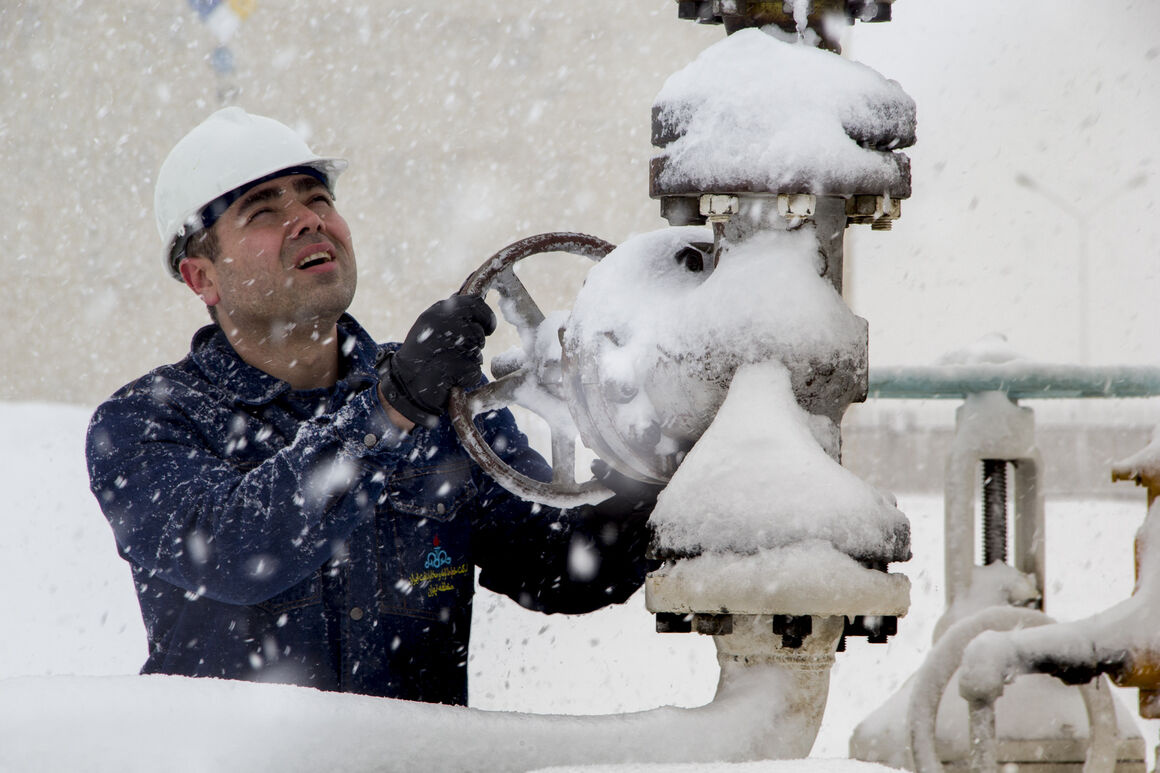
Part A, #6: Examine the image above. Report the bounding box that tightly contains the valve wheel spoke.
[465,370,529,416]
[550,428,578,486]
[494,266,546,335]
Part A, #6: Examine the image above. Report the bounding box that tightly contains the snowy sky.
[2,0,1158,405]
[842,0,1160,366]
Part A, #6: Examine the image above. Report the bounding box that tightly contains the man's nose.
[288,202,324,238]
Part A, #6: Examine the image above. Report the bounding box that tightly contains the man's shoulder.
[106,357,206,402]
[91,358,215,434]
[86,355,222,467]
[93,328,228,424]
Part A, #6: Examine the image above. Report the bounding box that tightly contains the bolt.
[655,612,693,633]
[772,614,813,648]
[694,613,734,636]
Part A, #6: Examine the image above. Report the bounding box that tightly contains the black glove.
[588,459,663,523]
[379,295,497,428]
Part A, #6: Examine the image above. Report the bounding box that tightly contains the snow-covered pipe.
[713,614,847,758]
[907,606,1051,773]
[961,676,1119,773]
[906,605,1120,773]
[953,498,1160,762]
[1,638,845,773]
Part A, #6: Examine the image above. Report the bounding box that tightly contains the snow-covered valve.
[446,4,915,759]
[558,220,911,760]
[651,8,915,295]
[637,0,915,601]
[631,8,914,754]
[675,0,896,47]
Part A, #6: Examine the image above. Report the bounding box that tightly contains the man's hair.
[184,227,221,326]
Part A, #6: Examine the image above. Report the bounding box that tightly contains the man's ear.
[179,257,221,308]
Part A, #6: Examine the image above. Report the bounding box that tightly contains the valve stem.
[981,459,1008,565]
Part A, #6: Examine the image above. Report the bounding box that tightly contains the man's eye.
[310,194,333,207]
[246,208,273,223]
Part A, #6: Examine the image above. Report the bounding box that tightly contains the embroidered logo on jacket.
[410,536,468,598]
[424,535,452,569]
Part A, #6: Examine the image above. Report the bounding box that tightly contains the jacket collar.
[189,314,383,406]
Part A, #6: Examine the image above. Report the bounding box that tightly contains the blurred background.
[3,0,1159,495]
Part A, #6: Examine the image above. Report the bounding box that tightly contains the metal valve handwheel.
[448,232,616,509]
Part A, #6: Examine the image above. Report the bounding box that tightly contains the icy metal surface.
[646,545,910,618]
[650,29,914,202]
[869,364,1160,400]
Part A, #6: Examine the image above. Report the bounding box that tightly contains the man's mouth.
[295,250,334,270]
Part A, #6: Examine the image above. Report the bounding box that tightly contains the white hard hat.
[154,107,347,279]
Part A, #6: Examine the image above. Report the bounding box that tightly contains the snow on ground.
[1,402,1157,770]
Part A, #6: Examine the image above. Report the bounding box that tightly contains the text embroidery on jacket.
[411,536,468,597]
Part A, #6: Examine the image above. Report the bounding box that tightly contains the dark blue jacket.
[86,315,648,705]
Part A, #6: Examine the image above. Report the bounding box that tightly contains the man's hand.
[588,459,664,523]
[379,295,497,428]
[569,459,664,583]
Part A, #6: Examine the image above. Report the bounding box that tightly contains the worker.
[86,107,656,705]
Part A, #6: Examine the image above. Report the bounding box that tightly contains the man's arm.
[467,411,658,615]
[379,382,416,433]
[375,294,656,612]
[87,378,411,606]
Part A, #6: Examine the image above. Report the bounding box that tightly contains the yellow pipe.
[1110,464,1160,716]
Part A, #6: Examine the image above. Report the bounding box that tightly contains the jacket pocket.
[384,460,477,521]
[380,462,477,616]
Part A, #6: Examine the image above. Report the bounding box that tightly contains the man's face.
[182,173,357,338]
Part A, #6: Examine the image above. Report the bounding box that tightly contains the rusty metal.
[694,613,734,636]
[846,194,903,230]
[457,231,615,296]
[1110,460,1160,716]
[772,614,813,648]
[655,612,694,633]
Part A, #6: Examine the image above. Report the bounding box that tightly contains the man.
[86,107,655,705]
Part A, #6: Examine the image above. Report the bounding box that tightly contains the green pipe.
[867,365,1160,400]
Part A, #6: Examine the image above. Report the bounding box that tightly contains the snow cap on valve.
[154,107,347,280]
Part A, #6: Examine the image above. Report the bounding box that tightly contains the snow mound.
[650,361,909,563]
[0,665,866,773]
[532,761,902,773]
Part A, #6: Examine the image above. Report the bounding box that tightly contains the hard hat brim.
[163,157,347,281]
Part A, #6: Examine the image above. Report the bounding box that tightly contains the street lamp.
[1014,171,1147,364]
